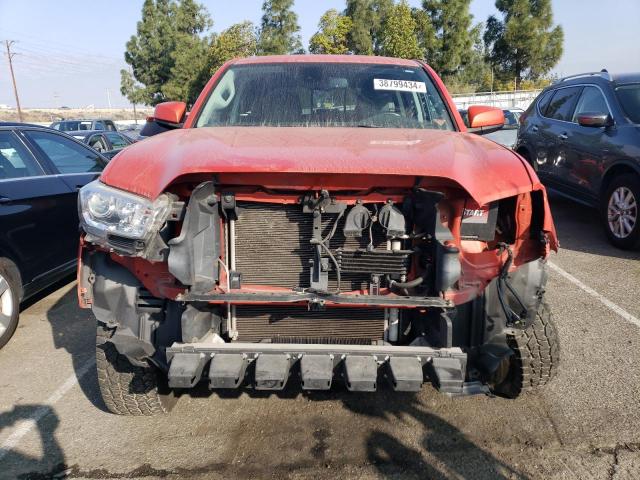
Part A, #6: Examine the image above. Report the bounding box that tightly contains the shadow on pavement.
[0,405,68,479]
[342,393,529,480]
[44,285,108,413]
[549,193,640,260]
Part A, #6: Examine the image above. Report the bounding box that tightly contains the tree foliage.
[123,0,211,105]
[119,69,146,105]
[258,0,303,54]
[208,22,259,74]
[345,0,393,55]
[484,0,563,86]
[421,0,476,76]
[379,1,422,59]
[309,9,353,54]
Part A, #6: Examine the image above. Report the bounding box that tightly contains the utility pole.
[4,40,23,122]
[106,88,112,109]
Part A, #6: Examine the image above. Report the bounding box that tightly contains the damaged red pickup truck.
[77,55,559,415]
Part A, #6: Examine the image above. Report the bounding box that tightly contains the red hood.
[101,127,534,205]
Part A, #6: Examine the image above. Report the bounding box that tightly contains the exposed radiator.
[234,306,386,343]
[234,202,387,290]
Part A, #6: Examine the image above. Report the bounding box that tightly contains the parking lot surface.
[1,194,639,480]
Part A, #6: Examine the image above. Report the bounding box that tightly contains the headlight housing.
[79,180,170,250]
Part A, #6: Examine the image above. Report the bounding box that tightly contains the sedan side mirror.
[577,112,614,128]
[466,105,505,135]
[140,101,187,137]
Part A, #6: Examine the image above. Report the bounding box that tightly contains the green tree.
[120,69,146,122]
[258,0,303,55]
[309,9,353,54]
[123,0,212,105]
[162,34,210,105]
[411,7,436,60]
[484,0,563,87]
[345,0,393,55]
[379,1,422,59]
[208,22,258,74]
[422,0,477,77]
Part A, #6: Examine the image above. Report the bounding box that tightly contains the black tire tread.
[96,323,168,416]
[494,302,560,398]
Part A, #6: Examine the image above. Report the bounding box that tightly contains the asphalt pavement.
[1,193,639,480]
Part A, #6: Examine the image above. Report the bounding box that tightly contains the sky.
[0,0,639,108]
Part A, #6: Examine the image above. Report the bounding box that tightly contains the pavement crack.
[590,442,640,480]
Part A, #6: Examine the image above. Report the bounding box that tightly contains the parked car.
[459,108,523,148]
[50,119,118,132]
[119,123,144,142]
[78,55,559,415]
[68,130,133,159]
[516,71,640,249]
[0,123,108,348]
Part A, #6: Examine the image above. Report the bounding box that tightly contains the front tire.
[96,323,175,415]
[602,174,640,250]
[0,258,21,350]
[491,302,560,398]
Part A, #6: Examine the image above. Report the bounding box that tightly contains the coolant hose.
[390,275,426,289]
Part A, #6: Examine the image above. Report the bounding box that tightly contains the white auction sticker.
[373,78,427,93]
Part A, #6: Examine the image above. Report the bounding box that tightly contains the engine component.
[343,201,372,238]
[335,248,411,275]
[378,201,406,238]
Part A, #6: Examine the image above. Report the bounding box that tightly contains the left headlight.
[79,180,170,246]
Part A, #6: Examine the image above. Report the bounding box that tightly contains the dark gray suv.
[516,71,640,249]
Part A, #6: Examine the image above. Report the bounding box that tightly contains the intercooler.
[232,202,391,343]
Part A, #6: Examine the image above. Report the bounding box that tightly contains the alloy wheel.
[0,273,14,337]
[607,186,638,239]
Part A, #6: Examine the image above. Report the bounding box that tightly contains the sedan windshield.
[615,83,640,124]
[195,63,454,130]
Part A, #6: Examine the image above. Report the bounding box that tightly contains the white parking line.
[548,261,640,329]
[0,358,95,460]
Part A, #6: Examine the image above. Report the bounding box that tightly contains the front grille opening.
[234,306,385,343]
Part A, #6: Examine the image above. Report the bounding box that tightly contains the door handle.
[531,125,539,132]
[0,196,12,204]
[558,133,568,140]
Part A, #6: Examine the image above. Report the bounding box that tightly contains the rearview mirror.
[466,105,505,134]
[577,112,613,128]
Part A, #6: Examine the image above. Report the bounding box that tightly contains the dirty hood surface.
[101,126,534,205]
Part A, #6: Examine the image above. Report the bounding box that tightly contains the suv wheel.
[96,323,175,415]
[0,258,20,350]
[491,302,560,398]
[602,175,640,250]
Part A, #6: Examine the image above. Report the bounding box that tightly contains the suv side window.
[0,131,44,179]
[572,86,610,121]
[536,89,554,115]
[545,86,583,122]
[105,132,129,148]
[25,130,105,174]
[104,121,117,131]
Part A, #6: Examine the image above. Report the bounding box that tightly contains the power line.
[4,40,23,121]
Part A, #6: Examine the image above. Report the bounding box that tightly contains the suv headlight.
[79,180,169,247]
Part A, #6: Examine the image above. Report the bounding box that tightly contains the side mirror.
[140,101,187,137]
[466,105,505,134]
[577,112,613,128]
[154,101,187,126]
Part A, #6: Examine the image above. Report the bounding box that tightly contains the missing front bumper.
[166,342,488,396]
